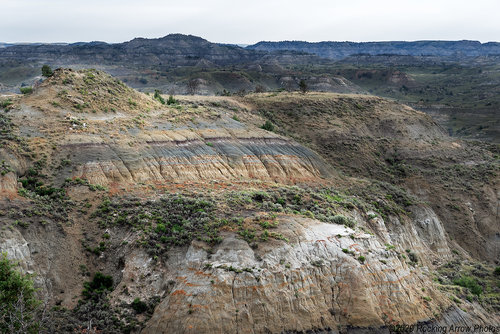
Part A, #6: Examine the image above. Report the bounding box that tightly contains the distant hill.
[0,34,269,67]
[0,34,354,96]
[247,40,500,60]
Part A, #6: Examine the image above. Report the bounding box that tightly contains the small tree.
[153,90,165,104]
[167,95,176,105]
[41,65,53,78]
[0,253,42,333]
[299,80,308,94]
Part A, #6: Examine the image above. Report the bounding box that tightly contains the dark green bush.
[131,298,148,314]
[261,120,274,132]
[454,276,482,296]
[154,90,165,104]
[167,95,176,105]
[18,167,64,199]
[41,65,53,77]
[299,79,308,94]
[82,272,113,300]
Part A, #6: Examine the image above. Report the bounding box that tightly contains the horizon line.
[1,33,499,46]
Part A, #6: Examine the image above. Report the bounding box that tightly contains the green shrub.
[155,223,167,233]
[261,120,274,132]
[131,298,148,313]
[82,272,113,300]
[332,215,355,228]
[494,267,500,276]
[20,86,33,95]
[251,191,269,202]
[167,95,176,105]
[239,228,255,243]
[0,99,13,109]
[259,221,278,229]
[358,256,366,263]
[454,276,482,296]
[41,65,53,77]
[154,90,165,104]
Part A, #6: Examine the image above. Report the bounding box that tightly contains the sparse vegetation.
[92,194,223,257]
[0,99,13,110]
[436,261,499,311]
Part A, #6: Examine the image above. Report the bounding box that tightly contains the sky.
[1,0,499,44]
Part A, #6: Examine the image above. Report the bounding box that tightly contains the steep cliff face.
[0,71,498,333]
[142,217,450,333]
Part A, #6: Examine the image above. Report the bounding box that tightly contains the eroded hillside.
[241,93,500,262]
[0,70,498,333]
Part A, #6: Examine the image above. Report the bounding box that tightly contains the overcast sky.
[1,0,499,44]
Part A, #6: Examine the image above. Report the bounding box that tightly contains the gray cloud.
[1,0,499,43]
